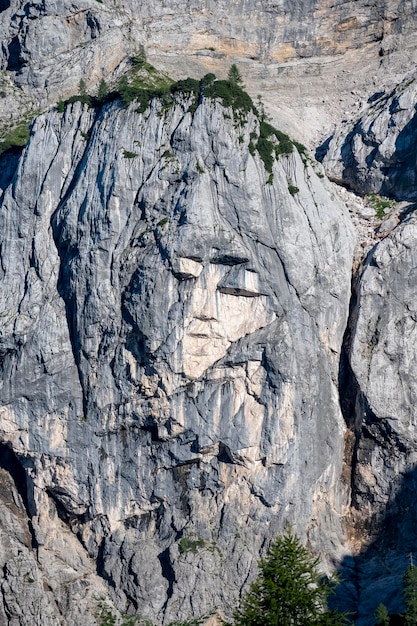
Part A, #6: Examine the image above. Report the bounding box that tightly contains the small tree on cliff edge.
[404,557,417,624]
[231,528,350,626]
[227,64,243,86]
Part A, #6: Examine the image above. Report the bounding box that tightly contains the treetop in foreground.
[230,528,351,626]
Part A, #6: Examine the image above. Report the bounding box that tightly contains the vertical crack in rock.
[334,203,417,620]
[50,108,102,420]
[96,537,117,591]
[158,547,175,608]
[338,267,362,471]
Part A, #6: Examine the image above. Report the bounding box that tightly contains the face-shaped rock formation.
[0,94,354,622]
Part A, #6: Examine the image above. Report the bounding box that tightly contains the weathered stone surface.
[0,94,355,622]
[335,212,417,622]
[350,215,417,504]
[4,1,417,623]
[2,1,417,144]
[0,455,118,626]
[319,66,417,621]
[321,73,417,200]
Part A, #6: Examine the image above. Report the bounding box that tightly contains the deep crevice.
[0,149,22,192]
[45,486,92,528]
[96,537,116,590]
[0,443,38,547]
[158,547,175,607]
[49,106,105,422]
[338,267,361,431]
[6,36,26,72]
[0,443,35,517]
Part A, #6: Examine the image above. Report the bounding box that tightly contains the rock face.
[318,56,417,622]
[0,93,355,622]
[329,210,417,623]
[2,0,417,144]
[0,449,114,626]
[4,1,417,624]
[321,73,417,200]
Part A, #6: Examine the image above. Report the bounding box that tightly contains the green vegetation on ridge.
[0,122,30,155]
[1,54,306,175]
[55,57,306,178]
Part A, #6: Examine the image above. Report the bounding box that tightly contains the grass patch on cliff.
[0,122,30,155]
[57,54,174,113]
[178,536,206,554]
[252,120,307,175]
[122,149,138,159]
[113,50,174,110]
[205,79,253,117]
[0,107,40,156]
[366,193,396,219]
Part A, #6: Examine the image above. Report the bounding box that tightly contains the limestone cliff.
[317,42,417,625]
[2,0,417,144]
[343,213,417,620]
[3,1,417,624]
[0,89,355,622]
[321,72,417,201]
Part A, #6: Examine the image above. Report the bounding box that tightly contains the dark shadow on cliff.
[338,264,360,433]
[0,148,21,191]
[316,100,417,203]
[330,464,417,623]
[315,135,333,162]
[0,442,38,547]
[379,103,417,201]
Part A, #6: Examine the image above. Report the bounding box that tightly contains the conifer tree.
[231,528,350,626]
[77,78,91,105]
[78,78,88,97]
[97,78,109,103]
[404,558,417,625]
[375,603,390,626]
[227,64,243,86]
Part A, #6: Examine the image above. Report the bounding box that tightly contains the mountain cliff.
[0,88,355,623]
[1,1,417,624]
[322,72,417,200]
[2,0,417,143]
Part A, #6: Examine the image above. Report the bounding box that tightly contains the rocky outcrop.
[328,209,417,622]
[0,451,117,626]
[316,57,417,621]
[320,73,417,200]
[0,90,355,622]
[4,1,417,623]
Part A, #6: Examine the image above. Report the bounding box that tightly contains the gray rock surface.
[2,1,417,145]
[335,211,417,622]
[304,33,417,620]
[321,73,417,200]
[4,1,417,623]
[0,93,355,622]
[0,456,119,626]
[316,58,417,619]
